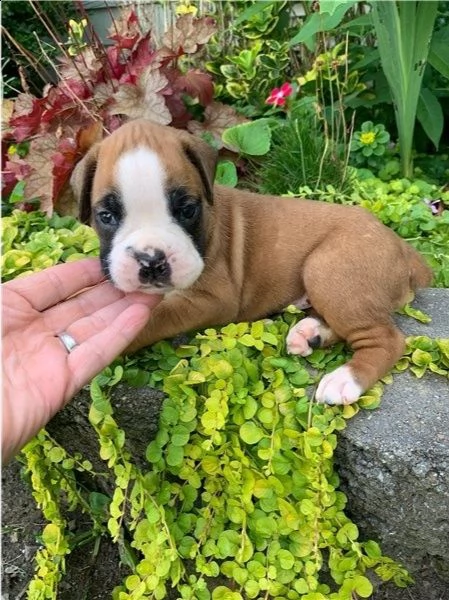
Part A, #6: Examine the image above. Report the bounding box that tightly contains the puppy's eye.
[95,192,123,228]
[179,202,199,220]
[98,210,118,226]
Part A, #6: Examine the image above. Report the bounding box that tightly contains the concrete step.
[336,289,449,600]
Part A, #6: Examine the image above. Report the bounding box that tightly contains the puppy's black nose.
[134,249,171,286]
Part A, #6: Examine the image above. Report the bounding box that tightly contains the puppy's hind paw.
[316,365,362,405]
[286,317,322,357]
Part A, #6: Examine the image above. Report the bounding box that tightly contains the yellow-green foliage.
[2,210,99,281]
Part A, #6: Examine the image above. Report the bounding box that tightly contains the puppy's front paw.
[316,365,362,405]
[286,317,322,357]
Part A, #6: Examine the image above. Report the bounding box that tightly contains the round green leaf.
[222,120,272,156]
[166,443,184,467]
[239,422,265,444]
[215,160,238,187]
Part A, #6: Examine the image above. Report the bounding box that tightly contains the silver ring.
[57,332,78,353]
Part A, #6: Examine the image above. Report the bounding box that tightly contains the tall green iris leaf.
[371,1,438,177]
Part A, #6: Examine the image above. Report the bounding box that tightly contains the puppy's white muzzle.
[108,226,204,293]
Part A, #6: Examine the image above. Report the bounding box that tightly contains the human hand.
[2,258,161,463]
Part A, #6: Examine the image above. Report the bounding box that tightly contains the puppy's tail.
[404,243,433,290]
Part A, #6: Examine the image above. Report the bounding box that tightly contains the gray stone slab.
[394,288,449,338]
[336,288,449,600]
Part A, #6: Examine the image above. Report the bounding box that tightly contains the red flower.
[266,82,293,107]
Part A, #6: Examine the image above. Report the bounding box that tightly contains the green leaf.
[437,339,449,360]
[146,440,163,463]
[178,535,197,558]
[171,425,191,447]
[125,574,141,591]
[217,530,241,558]
[215,160,238,187]
[236,531,254,563]
[399,304,432,323]
[251,515,277,537]
[109,365,124,385]
[89,492,110,517]
[222,120,271,156]
[47,447,65,463]
[337,522,359,544]
[277,548,295,570]
[41,523,61,548]
[363,540,382,558]
[166,443,184,467]
[243,396,258,420]
[411,348,432,366]
[212,586,243,600]
[288,367,311,386]
[371,1,439,177]
[234,1,275,26]
[239,422,265,444]
[243,580,259,598]
[211,359,233,379]
[239,334,258,348]
[294,579,309,594]
[201,411,225,431]
[271,453,291,475]
[9,180,26,204]
[319,0,356,16]
[417,88,444,150]
[352,575,374,597]
[428,24,449,78]
[289,2,355,48]
[300,499,318,517]
[261,332,278,346]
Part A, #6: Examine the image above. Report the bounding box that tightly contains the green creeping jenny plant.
[3,210,448,599]
[101,320,418,600]
[2,210,99,281]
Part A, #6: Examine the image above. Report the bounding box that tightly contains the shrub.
[254,113,352,196]
[2,9,245,215]
[351,177,449,288]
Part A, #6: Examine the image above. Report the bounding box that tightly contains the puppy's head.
[71,120,218,294]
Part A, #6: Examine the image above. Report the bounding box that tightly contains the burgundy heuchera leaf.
[188,102,248,149]
[52,138,78,202]
[162,15,217,55]
[2,158,32,196]
[173,69,214,106]
[108,9,141,50]
[9,94,43,141]
[110,67,171,124]
[20,135,58,214]
[57,48,101,83]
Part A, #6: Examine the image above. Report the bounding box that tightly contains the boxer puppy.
[71,119,432,405]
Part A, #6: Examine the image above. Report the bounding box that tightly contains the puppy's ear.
[70,144,100,224]
[182,136,218,205]
[71,122,104,223]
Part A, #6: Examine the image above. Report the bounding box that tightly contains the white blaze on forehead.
[114,147,168,225]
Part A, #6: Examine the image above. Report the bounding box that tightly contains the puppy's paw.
[316,365,362,405]
[286,317,322,357]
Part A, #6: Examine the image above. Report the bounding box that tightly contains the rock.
[394,288,449,338]
[46,384,164,470]
[335,289,449,600]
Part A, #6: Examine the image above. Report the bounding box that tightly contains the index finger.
[4,259,105,312]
